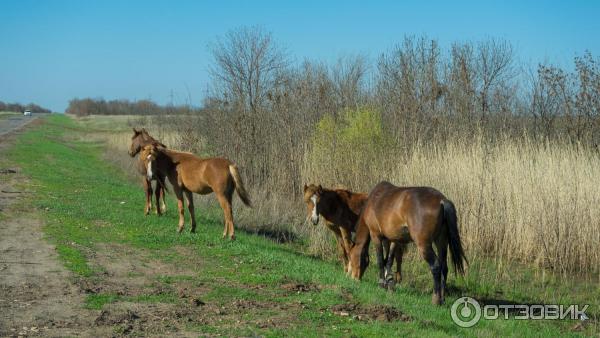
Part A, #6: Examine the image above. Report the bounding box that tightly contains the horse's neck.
[332,190,366,215]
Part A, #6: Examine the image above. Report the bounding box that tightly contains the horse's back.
[365,182,446,240]
[177,155,236,194]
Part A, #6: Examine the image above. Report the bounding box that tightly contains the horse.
[303,184,403,280]
[348,181,467,305]
[141,144,251,239]
[128,128,168,215]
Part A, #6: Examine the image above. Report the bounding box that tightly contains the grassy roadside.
[2,114,595,336]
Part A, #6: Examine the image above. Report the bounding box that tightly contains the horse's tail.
[229,164,252,207]
[157,175,169,194]
[442,199,467,275]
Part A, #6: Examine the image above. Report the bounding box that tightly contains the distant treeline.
[65,98,202,116]
[0,101,52,114]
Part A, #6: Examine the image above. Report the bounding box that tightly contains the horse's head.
[129,128,147,157]
[140,144,159,181]
[303,183,323,225]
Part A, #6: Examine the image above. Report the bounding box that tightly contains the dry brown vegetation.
[82,27,600,281]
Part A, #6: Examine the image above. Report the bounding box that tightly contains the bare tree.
[208,26,288,115]
[331,54,369,109]
[475,38,515,116]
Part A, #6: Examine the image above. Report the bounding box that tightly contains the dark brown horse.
[302,184,403,279]
[128,128,167,215]
[348,181,467,305]
[141,144,251,239]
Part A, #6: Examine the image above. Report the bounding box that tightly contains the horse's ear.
[132,128,140,134]
[303,184,307,191]
[318,185,323,193]
[141,128,148,134]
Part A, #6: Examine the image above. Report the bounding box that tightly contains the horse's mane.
[141,129,167,148]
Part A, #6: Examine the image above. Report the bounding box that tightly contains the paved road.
[0,113,42,137]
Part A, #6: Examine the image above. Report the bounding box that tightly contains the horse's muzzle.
[311,216,319,225]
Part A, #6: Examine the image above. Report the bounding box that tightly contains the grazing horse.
[348,181,467,305]
[141,144,251,239]
[303,184,403,279]
[128,128,167,215]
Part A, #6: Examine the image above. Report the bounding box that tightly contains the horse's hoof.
[190,228,196,234]
[177,227,184,233]
[394,272,402,284]
[229,235,236,241]
[431,294,443,305]
[378,278,387,289]
[386,280,396,292]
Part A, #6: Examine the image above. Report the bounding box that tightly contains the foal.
[348,181,467,305]
[303,184,367,272]
[128,128,167,215]
[141,144,251,239]
[303,184,403,280]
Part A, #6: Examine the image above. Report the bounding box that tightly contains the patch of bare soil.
[280,277,320,294]
[330,303,411,322]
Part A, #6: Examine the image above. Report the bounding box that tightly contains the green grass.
[2,114,596,336]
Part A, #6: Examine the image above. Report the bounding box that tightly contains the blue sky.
[1,0,599,112]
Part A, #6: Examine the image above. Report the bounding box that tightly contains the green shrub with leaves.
[307,107,391,188]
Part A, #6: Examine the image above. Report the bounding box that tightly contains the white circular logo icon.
[451,297,482,327]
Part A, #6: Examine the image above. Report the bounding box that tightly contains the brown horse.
[141,144,251,239]
[128,128,167,215]
[348,181,467,305]
[302,184,403,279]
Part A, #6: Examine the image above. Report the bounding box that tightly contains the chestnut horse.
[303,184,403,279]
[141,144,251,239]
[128,128,167,215]
[348,181,467,305]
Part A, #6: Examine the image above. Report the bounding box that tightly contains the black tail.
[156,174,169,194]
[443,199,467,275]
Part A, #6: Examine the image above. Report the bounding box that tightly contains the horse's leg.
[435,236,449,303]
[159,175,167,213]
[184,190,196,233]
[372,235,386,289]
[327,224,347,271]
[174,185,185,233]
[418,242,443,305]
[143,178,152,215]
[384,241,397,291]
[394,244,405,284]
[339,227,354,260]
[225,189,235,240]
[154,180,162,215]
[216,192,234,240]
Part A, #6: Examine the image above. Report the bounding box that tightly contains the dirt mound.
[280,278,320,293]
[331,303,411,322]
